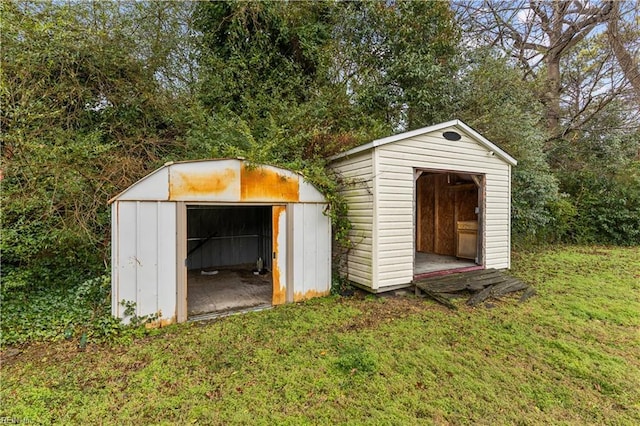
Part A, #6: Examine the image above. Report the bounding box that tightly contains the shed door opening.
[186,205,274,319]
[415,171,484,276]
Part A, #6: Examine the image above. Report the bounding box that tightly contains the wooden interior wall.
[435,174,456,255]
[416,175,435,252]
[417,173,478,256]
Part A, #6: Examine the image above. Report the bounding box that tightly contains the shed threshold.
[188,304,272,322]
[414,265,484,282]
[414,252,481,281]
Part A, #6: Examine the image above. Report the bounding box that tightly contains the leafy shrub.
[1,274,107,345]
[0,188,104,290]
[560,164,640,245]
[511,166,563,244]
[330,274,354,296]
[1,3,197,291]
[0,274,158,346]
[542,195,578,243]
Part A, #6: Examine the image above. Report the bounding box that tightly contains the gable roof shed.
[330,120,516,292]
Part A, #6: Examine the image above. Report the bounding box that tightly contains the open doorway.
[415,171,484,278]
[186,205,273,319]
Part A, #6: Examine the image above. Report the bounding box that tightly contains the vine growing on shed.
[241,155,356,294]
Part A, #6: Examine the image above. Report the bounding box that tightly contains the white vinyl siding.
[330,151,375,288]
[373,132,511,289]
[483,167,511,269]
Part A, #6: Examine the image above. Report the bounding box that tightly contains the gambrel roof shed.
[110,159,331,324]
[330,120,516,292]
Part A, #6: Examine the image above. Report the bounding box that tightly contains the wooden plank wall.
[416,175,435,252]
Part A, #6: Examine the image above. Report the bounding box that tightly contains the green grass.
[2,246,639,424]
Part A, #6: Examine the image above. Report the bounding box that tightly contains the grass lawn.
[2,245,639,424]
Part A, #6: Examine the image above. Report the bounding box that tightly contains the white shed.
[330,120,517,293]
[110,159,331,324]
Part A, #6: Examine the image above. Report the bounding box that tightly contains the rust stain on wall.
[241,164,299,202]
[169,168,237,200]
[272,206,286,305]
[144,314,176,329]
[293,289,330,302]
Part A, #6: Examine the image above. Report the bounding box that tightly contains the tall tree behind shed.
[607,1,640,106]
[453,0,638,146]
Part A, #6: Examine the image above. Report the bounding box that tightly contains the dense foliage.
[1,1,639,344]
[558,164,640,245]
[1,2,197,290]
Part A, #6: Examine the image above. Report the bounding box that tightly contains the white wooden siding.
[330,151,375,288]
[374,130,512,289]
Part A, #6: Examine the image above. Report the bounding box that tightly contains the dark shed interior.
[187,206,272,271]
[416,172,481,270]
[186,205,273,319]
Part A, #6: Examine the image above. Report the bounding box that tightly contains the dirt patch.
[337,293,445,331]
[0,340,120,368]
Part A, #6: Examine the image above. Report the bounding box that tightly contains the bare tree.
[453,0,638,144]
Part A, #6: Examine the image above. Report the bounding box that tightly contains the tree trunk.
[607,2,640,105]
[545,55,562,139]
[543,1,566,143]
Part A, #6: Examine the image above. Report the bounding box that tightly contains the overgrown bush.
[510,166,563,244]
[559,163,640,245]
[539,195,578,243]
[1,2,196,290]
[1,274,109,345]
[0,274,163,346]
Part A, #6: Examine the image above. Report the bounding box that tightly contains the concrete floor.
[187,265,272,317]
[414,252,476,275]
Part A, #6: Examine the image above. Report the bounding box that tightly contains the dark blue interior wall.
[186,206,272,270]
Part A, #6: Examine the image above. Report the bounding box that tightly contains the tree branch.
[529,0,550,33]
[607,1,640,105]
